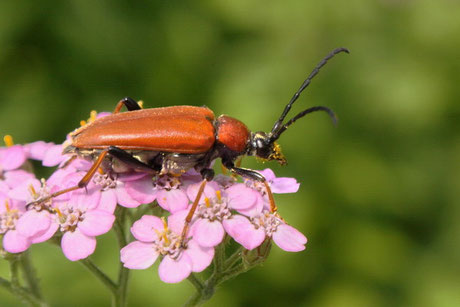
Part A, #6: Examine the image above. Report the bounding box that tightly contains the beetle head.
[250,131,287,165]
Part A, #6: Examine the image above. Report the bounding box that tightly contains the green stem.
[20,251,43,300]
[0,276,46,307]
[80,258,117,295]
[224,246,243,269]
[187,274,204,292]
[113,207,130,307]
[10,257,20,287]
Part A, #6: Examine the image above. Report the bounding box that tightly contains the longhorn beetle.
[30,47,349,245]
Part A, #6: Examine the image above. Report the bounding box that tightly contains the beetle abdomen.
[71,106,216,154]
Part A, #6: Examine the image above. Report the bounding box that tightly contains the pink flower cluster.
[1,134,307,283]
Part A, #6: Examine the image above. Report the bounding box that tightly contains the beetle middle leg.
[108,146,159,173]
[180,168,214,247]
[223,162,277,213]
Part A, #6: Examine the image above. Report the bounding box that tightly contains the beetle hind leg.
[27,150,110,209]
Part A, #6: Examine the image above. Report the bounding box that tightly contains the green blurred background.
[1,0,459,306]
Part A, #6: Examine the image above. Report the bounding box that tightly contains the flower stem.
[0,276,46,307]
[80,258,117,295]
[113,207,131,307]
[20,251,43,300]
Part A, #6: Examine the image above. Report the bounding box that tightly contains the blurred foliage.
[1,0,460,306]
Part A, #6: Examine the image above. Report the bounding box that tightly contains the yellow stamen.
[97,167,104,175]
[138,100,144,108]
[54,207,63,218]
[89,110,97,123]
[5,200,10,212]
[204,197,211,208]
[3,135,14,147]
[28,184,38,198]
[215,190,222,202]
[161,217,168,231]
[80,120,87,127]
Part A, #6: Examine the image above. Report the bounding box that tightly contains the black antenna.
[270,47,349,135]
[270,106,337,141]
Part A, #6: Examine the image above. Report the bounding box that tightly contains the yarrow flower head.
[121,214,214,283]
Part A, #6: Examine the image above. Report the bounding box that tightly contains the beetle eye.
[256,139,265,149]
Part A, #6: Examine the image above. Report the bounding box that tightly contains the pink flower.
[0,191,30,253]
[121,213,214,283]
[224,210,307,252]
[185,182,258,248]
[23,141,54,161]
[54,195,115,261]
[245,168,300,211]
[0,144,27,172]
[10,178,62,243]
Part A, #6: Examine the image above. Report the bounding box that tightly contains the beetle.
[31,47,349,243]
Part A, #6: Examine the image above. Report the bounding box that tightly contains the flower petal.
[23,141,53,161]
[42,144,65,167]
[192,219,224,247]
[272,224,307,252]
[270,177,300,194]
[131,215,164,242]
[1,145,27,171]
[16,210,51,237]
[3,170,35,189]
[157,189,189,213]
[223,215,265,250]
[31,222,59,244]
[185,240,214,272]
[236,194,264,217]
[3,230,31,253]
[167,210,189,234]
[226,184,257,210]
[259,168,276,182]
[78,210,115,237]
[124,177,156,204]
[97,189,117,213]
[61,229,96,261]
[120,241,158,269]
[158,254,192,283]
[115,181,142,208]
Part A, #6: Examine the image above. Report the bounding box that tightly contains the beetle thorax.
[216,115,250,153]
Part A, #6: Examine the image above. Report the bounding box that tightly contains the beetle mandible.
[30,47,349,245]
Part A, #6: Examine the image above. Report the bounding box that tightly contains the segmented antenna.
[270,47,349,136]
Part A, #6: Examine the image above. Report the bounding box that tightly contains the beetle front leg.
[224,162,278,213]
[113,97,142,114]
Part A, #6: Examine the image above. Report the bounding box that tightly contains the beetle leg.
[179,168,214,247]
[224,163,277,213]
[113,97,142,114]
[108,146,158,173]
[27,150,109,208]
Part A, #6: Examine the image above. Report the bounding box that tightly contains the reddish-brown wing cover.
[72,106,216,154]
